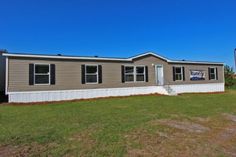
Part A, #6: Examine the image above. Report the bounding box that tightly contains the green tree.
[224,65,236,87]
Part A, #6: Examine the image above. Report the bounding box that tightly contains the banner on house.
[190,70,205,80]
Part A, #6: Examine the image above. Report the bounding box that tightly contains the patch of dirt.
[127,148,154,157]
[67,125,99,156]
[208,118,236,157]
[0,142,57,157]
[125,116,236,157]
[192,117,211,123]
[69,125,99,143]
[69,131,95,150]
[0,145,15,157]
[215,127,236,142]
[125,127,219,157]
[223,113,236,122]
[156,119,210,133]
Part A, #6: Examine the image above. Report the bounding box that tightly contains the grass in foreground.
[0,90,236,157]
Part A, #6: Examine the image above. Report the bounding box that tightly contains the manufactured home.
[0,51,224,103]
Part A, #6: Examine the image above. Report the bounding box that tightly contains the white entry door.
[156,65,164,85]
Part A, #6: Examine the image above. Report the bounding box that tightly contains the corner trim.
[5,57,8,95]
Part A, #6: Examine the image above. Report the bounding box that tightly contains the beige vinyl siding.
[133,55,224,85]
[8,57,152,92]
[166,64,224,85]
[7,55,224,92]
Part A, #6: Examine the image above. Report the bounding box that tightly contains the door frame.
[155,64,164,86]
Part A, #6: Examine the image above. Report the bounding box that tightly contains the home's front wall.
[7,55,224,93]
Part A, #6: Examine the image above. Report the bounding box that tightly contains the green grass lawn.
[226,85,236,90]
[1,90,236,157]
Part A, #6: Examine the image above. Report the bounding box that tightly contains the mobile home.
[1,51,224,103]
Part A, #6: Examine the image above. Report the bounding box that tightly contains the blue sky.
[0,0,235,68]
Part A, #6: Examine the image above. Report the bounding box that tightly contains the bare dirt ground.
[0,142,58,157]
[223,113,236,122]
[157,119,210,133]
[125,114,236,157]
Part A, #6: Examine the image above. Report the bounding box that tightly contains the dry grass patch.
[66,125,100,156]
[0,142,58,157]
[125,127,219,157]
[125,114,236,157]
[208,116,236,157]
[156,119,210,133]
[191,116,211,123]
[223,113,236,122]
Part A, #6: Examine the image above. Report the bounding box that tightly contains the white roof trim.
[129,52,170,61]
[2,52,224,65]
[168,60,224,65]
[2,53,131,61]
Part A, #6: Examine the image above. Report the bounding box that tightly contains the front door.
[155,65,164,85]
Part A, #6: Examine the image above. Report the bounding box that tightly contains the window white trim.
[124,65,146,83]
[209,67,217,80]
[174,66,183,81]
[135,66,146,82]
[85,64,98,84]
[34,63,51,85]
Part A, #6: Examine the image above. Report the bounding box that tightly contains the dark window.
[35,75,50,84]
[209,67,216,80]
[35,65,49,73]
[125,66,134,73]
[136,67,144,73]
[175,67,183,81]
[86,66,97,74]
[34,64,50,84]
[136,66,145,82]
[136,75,145,81]
[124,66,146,82]
[125,66,134,82]
[125,75,134,82]
[86,75,97,83]
[85,65,98,83]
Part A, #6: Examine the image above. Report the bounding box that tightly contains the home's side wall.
[0,52,6,93]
